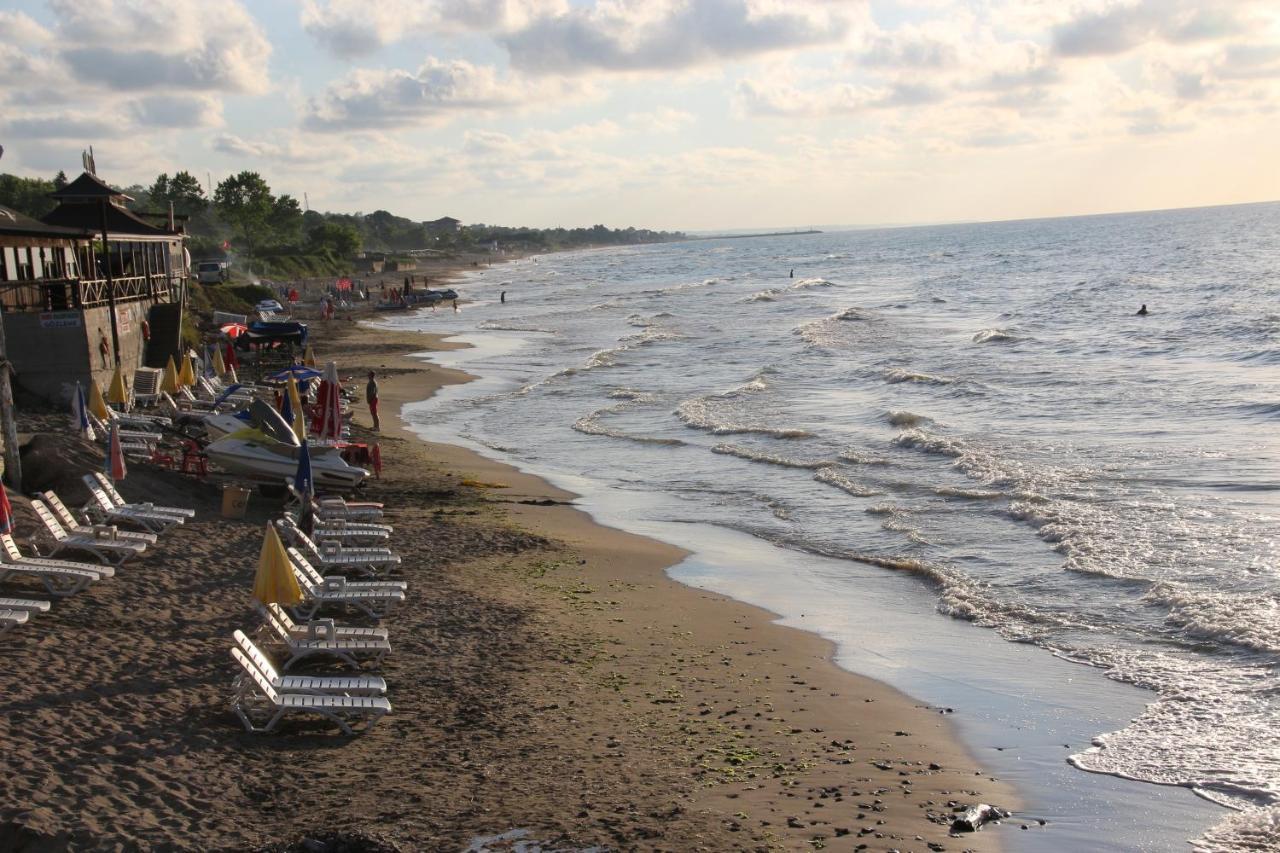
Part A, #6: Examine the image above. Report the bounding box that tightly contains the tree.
[270,194,303,245]
[0,174,56,218]
[150,171,207,218]
[213,171,273,255]
[53,170,69,189]
[307,220,361,258]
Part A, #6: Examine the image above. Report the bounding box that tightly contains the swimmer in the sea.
[1137,304,1148,315]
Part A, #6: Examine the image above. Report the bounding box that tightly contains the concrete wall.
[4,299,156,405]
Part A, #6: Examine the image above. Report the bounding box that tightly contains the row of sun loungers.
[230,499,401,736]
[0,473,194,637]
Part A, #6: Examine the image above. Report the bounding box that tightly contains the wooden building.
[0,172,188,403]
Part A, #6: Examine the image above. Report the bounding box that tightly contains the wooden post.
[0,311,21,491]
[99,200,120,366]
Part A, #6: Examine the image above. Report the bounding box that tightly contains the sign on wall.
[116,306,132,332]
[39,311,81,329]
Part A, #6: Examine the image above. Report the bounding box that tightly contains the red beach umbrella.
[106,422,128,482]
[312,361,343,440]
[0,481,13,535]
[220,322,248,338]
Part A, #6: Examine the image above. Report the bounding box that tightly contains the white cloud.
[130,94,225,129]
[300,0,568,58]
[50,0,271,93]
[303,58,587,129]
[1052,0,1252,58]
[503,0,866,75]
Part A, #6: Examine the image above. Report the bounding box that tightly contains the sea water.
[383,202,1280,851]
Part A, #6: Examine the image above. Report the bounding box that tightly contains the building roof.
[49,171,133,202]
[42,197,179,238]
[0,204,91,239]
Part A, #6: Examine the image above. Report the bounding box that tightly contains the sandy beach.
[0,269,1018,851]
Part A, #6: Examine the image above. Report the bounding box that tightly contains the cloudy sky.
[1,0,1278,230]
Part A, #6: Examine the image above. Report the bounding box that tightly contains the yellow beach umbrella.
[252,523,303,605]
[286,375,306,441]
[177,353,197,387]
[161,356,180,394]
[88,380,111,420]
[106,364,129,406]
[303,345,317,368]
[212,346,227,377]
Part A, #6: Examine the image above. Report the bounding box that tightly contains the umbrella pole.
[0,318,21,491]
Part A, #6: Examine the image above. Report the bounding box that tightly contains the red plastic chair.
[181,440,209,477]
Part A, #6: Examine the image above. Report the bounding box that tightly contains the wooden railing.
[0,274,174,313]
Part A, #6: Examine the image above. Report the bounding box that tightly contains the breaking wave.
[712,444,832,469]
[883,368,955,385]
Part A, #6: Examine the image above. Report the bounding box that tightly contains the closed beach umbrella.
[106,365,129,407]
[105,423,128,481]
[252,523,303,606]
[88,380,110,421]
[303,345,317,368]
[286,375,306,441]
[313,361,343,440]
[0,481,12,535]
[177,353,197,387]
[212,345,227,377]
[294,438,314,499]
[161,356,180,394]
[203,345,215,379]
[71,382,95,441]
[223,342,239,371]
[278,382,294,426]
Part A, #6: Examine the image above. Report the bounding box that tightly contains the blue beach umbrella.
[267,366,322,383]
[71,382,94,440]
[294,438,314,499]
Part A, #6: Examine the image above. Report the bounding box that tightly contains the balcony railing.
[0,274,174,313]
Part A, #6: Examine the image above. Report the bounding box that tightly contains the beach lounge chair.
[41,493,157,545]
[81,478,186,533]
[90,472,195,518]
[286,547,406,592]
[32,500,147,566]
[263,602,389,641]
[296,514,392,545]
[0,598,51,635]
[286,480,383,521]
[87,413,159,456]
[284,549,403,621]
[0,534,109,596]
[232,630,386,697]
[278,517,400,574]
[258,603,391,670]
[0,609,29,634]
[230,647,390,735]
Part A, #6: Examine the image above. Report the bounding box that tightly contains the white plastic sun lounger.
[0,609,29,634]
[278,517,400,574]
[259,604,391,670]
[0,597,51,614]
[286,481,384,521]
[0,535,108,596]
[81,478,186,533]
[303,516,392,545]
[230,647,390,735]
[41,493,157,545]
[91,472,195,519]
[262,602,389,641]
[232,630,387,697]
[284,552,404,622]
[287,547,406,593]
[32,500,147,566]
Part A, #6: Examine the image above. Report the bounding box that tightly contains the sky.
[1,0,1278,231]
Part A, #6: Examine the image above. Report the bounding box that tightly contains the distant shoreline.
[683,229,823,241]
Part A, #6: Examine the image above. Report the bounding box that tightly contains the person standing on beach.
[500,291,506,303]
[366,371,380,432]
[452,299,459,312]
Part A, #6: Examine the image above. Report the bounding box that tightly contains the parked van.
[196,260,228,283]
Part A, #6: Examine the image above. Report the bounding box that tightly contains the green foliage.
[307,220,361,257]
[150,171,207,218]
[213,171,274,253]
[270,194,303,246]
[0,173,57,218]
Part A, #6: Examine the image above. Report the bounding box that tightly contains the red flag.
[371,444,382,479]
[0,481,13,534]
[221,240,231,250]
[224,342,239,370]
